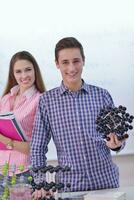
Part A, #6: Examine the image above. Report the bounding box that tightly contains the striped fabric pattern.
[31,81,119,191]
[0,85,40,175]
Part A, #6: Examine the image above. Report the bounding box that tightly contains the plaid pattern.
[31,81,119,191]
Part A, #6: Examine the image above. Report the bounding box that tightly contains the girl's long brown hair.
[2,51,46,96]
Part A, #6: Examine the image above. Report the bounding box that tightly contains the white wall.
[113,154,134,186]
[0,0,134,156]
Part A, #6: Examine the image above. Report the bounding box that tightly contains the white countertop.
[60,186,134,200]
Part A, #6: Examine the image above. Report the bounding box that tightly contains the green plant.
[0,162,32,200]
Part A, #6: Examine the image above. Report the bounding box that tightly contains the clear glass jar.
[9,183,32,200]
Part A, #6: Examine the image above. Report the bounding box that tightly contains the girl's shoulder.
[0,93,10,102]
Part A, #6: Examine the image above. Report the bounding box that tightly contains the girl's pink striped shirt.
[0,85,41,175]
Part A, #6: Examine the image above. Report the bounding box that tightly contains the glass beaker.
[9,183,32,200]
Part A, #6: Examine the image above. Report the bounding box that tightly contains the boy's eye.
[73,60,80,63]
[62,61,68,65]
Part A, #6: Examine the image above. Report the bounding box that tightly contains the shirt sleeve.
[30,94,51,184]
[103,89,126,151]
[0,96,3,112]
[103,89,115,108]
[0,95,9,112]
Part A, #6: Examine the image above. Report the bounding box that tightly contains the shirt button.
[81,141,83,145]
[83,155,86,160]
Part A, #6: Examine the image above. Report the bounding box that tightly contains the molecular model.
[96,105,134,141]
[0,164,80,200]
[31,165,72,200]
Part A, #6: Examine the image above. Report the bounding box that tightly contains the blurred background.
[0,0,134,185]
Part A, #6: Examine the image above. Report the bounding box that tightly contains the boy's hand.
[106,133,127,149]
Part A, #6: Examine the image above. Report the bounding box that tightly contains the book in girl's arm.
[0,112,28,150]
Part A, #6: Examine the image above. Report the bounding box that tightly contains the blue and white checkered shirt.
[31,81,119,191]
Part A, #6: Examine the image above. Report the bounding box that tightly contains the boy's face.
[55,48,85,91]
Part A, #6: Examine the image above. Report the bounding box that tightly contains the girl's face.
[13,59,35,93]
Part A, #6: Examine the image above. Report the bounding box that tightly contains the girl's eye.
[25,68,32,71]
[15,70,21,73]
